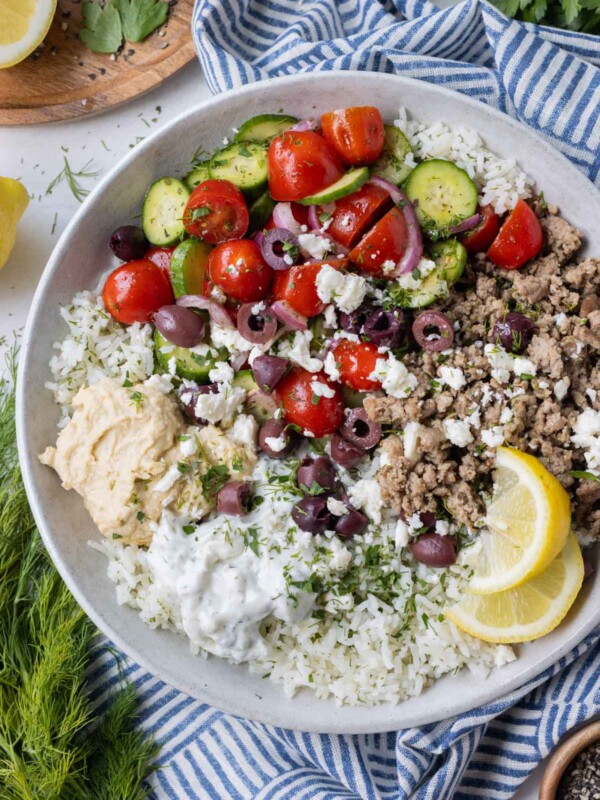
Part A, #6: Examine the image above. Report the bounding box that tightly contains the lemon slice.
[446,534,583,643]
[0,177,29,269]
[0,0,56,69]
[469,447,571,594]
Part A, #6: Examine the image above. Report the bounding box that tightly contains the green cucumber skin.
[235,114,299,143]
[372,125,413,186]
[404,159,478,234]
[209,141,268,194]
[169,239,212,298]
[232,369,257,392]
[154,330,214,382]
[184,161,211,191]
[142,177,190,247]
[397,239,467,309]
[298,167,370,206]
[248,192,276,233]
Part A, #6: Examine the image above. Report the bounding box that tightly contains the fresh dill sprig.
[46,157,102,203]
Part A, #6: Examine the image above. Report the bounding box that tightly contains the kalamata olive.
[237,303,278,344]
[217,481,252,516]
[410,533,457,567]
[296,455,337,493]
[154,305,206,348]
[340,408,382,450]
[258,419,299,459]
[492,312,535,353]
[583,555,595,580]
[260,227,301,271]
[412,311,454,352]
[339,301,373,336]
[363,308,405,348]
[292,495,333,534]
[330,432,366,468]
[418,512,437,532]
[335,507,368,539]
[252,355,289,394]
[109,225,148,261]
[181,383,218,423]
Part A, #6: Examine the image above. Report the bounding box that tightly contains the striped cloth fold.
[92,1,600,796]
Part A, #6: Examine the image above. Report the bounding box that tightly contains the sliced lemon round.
[0,0,57,69]
[469,447,571,595]
[447,533,583,643]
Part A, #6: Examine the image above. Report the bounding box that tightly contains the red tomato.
[324,182,392,249]
[267,131,344,202]
[487,200,543,270]
[460,205,500,255]
[273,259,346,318]
[349,207,408,278]
[277,368,344,438]
[146,246,175,276]
[321,107,385,166]
[208,239,273,303]
[103,260,174,324]
[332,340,383,392]
[264,202,310,231]
[183,179,249,243]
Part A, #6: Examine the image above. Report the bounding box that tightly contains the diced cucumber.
[142,177,190,246]
[209,141,268,195]
[372,125,413,186]
[169,239,212,298]
[298,167,370,206]
[404,160,478,235]
[235,114,299,143]
[248,191,276,233]
[395,239,467,309]
[184,160,210,191]
[232,369,257,392]
[154,329,216,382]
[232,371,279,422]
[342,386,367,408]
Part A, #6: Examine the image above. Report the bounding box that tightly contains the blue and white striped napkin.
[93,2,600,796]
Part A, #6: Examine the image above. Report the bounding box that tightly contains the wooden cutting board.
[0,0,197,125]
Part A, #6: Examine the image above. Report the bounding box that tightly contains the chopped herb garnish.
[201,464,230,501]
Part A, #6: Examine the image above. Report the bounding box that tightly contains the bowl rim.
[15,70,600,733]
[540,719,600,800]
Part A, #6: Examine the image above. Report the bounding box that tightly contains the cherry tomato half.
[273,259,346,318]
[487,199,543,270]
[208,239,273,303]
[321,107,385,166]
[332,340,383,392]
[277,367,344,438]
[324,182,392,249]
[183,179,249,243]
[103,260,174,324]
[349,207,408,278]
[267,131,344,202]
[146,246,175,277]
[459,205,500,255]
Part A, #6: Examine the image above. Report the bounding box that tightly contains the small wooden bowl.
[540,719,600,800]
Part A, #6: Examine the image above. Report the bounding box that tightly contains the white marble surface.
[0,61,546,799]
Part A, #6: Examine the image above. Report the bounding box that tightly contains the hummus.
[40,378,256,545]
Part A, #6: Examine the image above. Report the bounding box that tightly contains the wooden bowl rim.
[540,719,600,800]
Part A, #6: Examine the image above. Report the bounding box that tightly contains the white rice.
[395,106,534,215]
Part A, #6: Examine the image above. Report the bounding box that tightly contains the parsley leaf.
[80,1,123,54]
[113,0,168,42]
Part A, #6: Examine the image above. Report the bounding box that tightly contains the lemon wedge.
[0,177,29,269]
[0,0,56,69]
[446,533,583,643]
[469,447,571,595]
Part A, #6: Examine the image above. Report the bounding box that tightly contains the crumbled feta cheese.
[513,357,537,378]
[587,388,597,403]
[152,465,181,494]
[403,421,423,461]
[278,330,323,373]
[538,381,549,390]
[395,258,437,291]
[369,354,418,399]
[311,379,336,398]
[264,434,287,453]
[481,427,505,448]
[499,406,513,425]
[439,365,466,391]
[485,344,537,383]
[144,373,174,394]
[394,518,409,548]
[167,356,177,377]
[323,350,341,382]
[228,414,257,451]
[435,519,450,536]
[406,513,423,533]
[297,232,331,260]
[315,264,368,313]
[553,312,568,331]
[327,497,348,517]
[209,361,235,385]
[348,478,382,523]
[251,301,266,315]
[571,408,600,474]
[179,435,198,458]
[192,384,246,425]
[443,418,474,447]
[248,346,263,366]
[210,322,254,354]
[323,304,337,328]
[553,378,569,401]
[381,259,396,276]
[303,429,315,438]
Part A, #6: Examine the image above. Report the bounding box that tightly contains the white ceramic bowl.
[17,72,600,734]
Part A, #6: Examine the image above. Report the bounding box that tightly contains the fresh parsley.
[80,0,169,55]
[570,470,600,482]
[492,0,600,33]
[113,0,168,42]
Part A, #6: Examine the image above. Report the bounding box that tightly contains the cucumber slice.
[248,191,276,234]
[169,239,212,298]
[395,239,467,309]
[184,161,210,191]
[154,329,216,382]
[372,125,413,185]
[232,369,258,392]
[142,177,190,246]
[232,370,279,422]
[298,167,370,206]
[209,141,268,194]
[235,114,298,143]
[404,160,478,235]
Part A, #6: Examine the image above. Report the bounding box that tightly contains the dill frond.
[46,157,101,203]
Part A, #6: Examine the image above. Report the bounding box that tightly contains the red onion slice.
[307,203,335,232]
[260,227,300,271]
[237,303,278,344]
[272,203,302,236]
[217,481,252,516]
[231,351,249,372]
[369,176,423,275]
[449,213,480,234]
[271,300,308,331]
[412,311,454,352]
[176,294,234,329]
[290,118,318,133]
